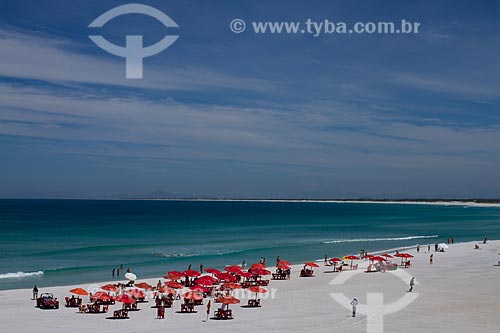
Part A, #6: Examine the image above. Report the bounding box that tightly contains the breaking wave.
[323,235,438,244]
[0,271,44,279]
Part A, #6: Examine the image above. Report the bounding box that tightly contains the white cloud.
[0,28,277,92]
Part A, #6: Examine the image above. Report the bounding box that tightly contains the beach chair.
[102,304,109,313]
[65,297,70,307]
[214,309,233,319]
[247,299,261,307]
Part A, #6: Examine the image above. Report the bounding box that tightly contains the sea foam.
[322,235,438,244]
[0,271,44,279]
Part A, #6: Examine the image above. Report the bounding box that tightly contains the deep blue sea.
[1,199,500,290]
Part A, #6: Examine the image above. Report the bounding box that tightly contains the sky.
[0,0,500,199]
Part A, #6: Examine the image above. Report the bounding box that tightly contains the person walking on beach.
[417,245,420,253]
[350,298,358,317]
[188,264,192,270]
[32,286,38,300]
[276,256,280,265]
[429,254,433,264]
[427,245,430,253]
[242,260,246,268]
[483,235,488,244]
[112,268,115,277]
[324,255,328,264]
[117,268,120,276]
[200,264,204,274]
[408,277,415,292]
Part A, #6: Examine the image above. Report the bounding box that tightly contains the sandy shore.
[1,240,500,332]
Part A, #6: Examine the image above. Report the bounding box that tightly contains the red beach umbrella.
[196,276,216,286]
[165,271,185,280]
[224,265,243,274]
[369,256,387,262]
[250,268,271,276]
[69,288,88,296]
[248,286,267,295]
[216,272,237,282]
[277,264,290,270]
[238,271,253,278]
[278,260,291,266]
[158,286,177,295]
[183,291,203,301]
[223,282,242,290]
[134,282,153,290]
[305,262,320,268]
[101,284,119,293]
[216,295,240,305]
[381,254,393,259]
[190,285,209,293]
[330,258,342,263]
[93,291,112,301]
[116,294,136,304]
[184,270,201,278]
[127,289,146,299]
[205,268,221,275]
[250,263,266,269]
[166,281,183,289]
[344,255,360,268]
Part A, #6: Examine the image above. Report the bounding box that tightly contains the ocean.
[1,199,499,290]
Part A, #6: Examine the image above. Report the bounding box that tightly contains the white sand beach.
[1,240,500,333]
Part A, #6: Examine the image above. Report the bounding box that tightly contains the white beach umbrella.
[125,272,137,281]
[437,243,449,251]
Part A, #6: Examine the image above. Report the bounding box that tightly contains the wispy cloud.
[0,28,277,93]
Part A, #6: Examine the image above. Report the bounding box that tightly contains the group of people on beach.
[111,265,131,277]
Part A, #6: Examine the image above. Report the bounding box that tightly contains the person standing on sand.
[483,236,487,244]
[324,255,328,264]
[200,264,204,274]
[276,256,280,265]
[427,245,430,253]
[417,245,420,253]
[350,298,358,317]
[429,254,433,264]
[408,277,415,292]
[112,268,115,277]
[32,286,38,300]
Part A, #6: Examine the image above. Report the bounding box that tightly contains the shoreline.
[2,198,500,208]
[0,235,442,291]
[0,238,489,292]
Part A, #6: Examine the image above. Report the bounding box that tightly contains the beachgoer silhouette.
[32,286,38,300]
[350,298,358,317]
[409,277,415,292]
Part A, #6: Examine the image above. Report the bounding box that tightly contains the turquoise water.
[1,199,500,290]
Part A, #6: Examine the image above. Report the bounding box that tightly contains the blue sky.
[1,0,500,198]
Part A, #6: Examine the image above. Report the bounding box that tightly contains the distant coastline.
[126,198,500,207]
